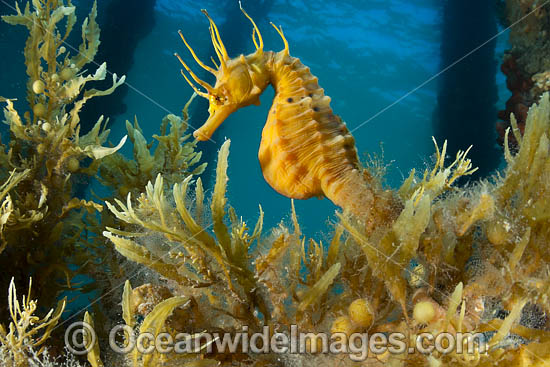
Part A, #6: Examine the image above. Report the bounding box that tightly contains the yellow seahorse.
[175,7,400,231]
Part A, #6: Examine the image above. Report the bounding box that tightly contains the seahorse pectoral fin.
[250,86,262,105]
[193,104,238,141]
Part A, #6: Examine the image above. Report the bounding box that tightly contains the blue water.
[0,0,511,238]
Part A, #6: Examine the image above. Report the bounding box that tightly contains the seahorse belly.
[259,53,372,215]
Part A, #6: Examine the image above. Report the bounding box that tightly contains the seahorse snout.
[193,104,238,141]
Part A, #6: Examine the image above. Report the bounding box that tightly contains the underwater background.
[1,0,510,235]
[3,0,550,366]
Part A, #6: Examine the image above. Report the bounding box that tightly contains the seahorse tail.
[324,169,402,233]
[323,168,373,216]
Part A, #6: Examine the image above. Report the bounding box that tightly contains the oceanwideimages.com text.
[66,322,487,361]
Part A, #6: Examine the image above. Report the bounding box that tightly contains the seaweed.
[0,0,208,362]
[0,278,65,366]
[102,140,348,365]
[0,0,127,317]
[101,95,550,366]
[98,94,206,200]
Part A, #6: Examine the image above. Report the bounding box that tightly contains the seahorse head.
[200,54,269,139]
[175,7,280,141]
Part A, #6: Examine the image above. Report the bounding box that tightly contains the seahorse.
[175,7,400,231]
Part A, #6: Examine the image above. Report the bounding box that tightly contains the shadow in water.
[434,0,501,179]
[78,0,157,133]
[73,0,157,197]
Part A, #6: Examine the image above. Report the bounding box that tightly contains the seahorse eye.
[209,93,225,106]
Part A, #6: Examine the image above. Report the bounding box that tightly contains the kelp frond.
[98,96,206,199]
[104,141,264,316]
[398,138,478,202]
[99,93,550,366]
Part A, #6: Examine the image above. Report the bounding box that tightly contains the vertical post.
[434,0,500,178]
